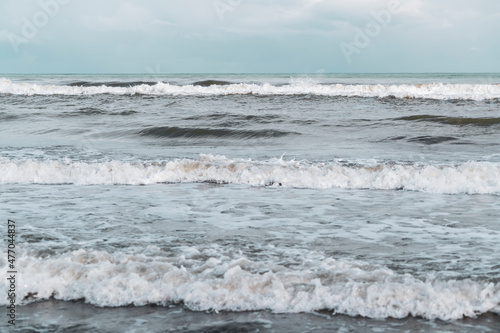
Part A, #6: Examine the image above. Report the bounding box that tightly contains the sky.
[0,0,499,73]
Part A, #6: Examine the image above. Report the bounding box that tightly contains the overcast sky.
[0,0,499,73]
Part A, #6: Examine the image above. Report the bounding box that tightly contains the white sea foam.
[0,247,498,320]
[1,155,499,194]
[1,78,499,100]
[0,155,500,194]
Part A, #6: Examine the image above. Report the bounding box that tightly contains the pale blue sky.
[0,0,499,73]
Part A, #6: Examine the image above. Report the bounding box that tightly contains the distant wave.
[137,126,294,139]
[60,108,137,117]
[1,247,498,320]
[66,80,160,87]
[1,155,499,194]
[1,78,500,100]
[192,79,232,86]
[396,115,500,127]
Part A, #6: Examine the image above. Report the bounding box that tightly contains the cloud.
[0,29,10,42]
[79,2,152,32]
[442,18,453,28]
[151,19,181,27]
[1,0,499,73]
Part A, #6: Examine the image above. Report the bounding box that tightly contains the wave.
[192,79,232,86]
[1,78,500,100]
[1,247,498,320]
[396,115,500,127]
[66,80,160,87]
[61,108,137,117]
[406,136,459,145]
[0,112,20,121]
[1,155,499,194]
[137,126,294,139]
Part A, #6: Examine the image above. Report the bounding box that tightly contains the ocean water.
[1,73,500,332]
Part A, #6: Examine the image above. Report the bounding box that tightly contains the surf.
[1,78,500,100]
[1,155,499,194]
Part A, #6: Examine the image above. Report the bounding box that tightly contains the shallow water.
[6,300,500,333]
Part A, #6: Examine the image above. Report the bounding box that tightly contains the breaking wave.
[0,247,498,320]
[1,78,500,100]
[1,155,499,194]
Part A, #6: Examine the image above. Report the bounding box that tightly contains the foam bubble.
[1,155,499,194]
[1,79,499,100]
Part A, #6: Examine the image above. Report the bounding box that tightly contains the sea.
[1,73,499,332]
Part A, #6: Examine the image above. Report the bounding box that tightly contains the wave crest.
[1,78,500,100]
[2,248,498,320]
[1,155,499,194]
